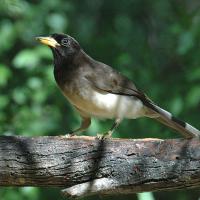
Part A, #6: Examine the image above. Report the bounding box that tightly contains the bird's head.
[36,33,81,59]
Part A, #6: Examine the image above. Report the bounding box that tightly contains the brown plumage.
[36,33,200,138]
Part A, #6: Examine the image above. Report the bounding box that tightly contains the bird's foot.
[96,131,112,140]
[64,131,76,138]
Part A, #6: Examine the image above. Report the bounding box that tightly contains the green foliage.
[137,192,155,200]
[1,0,200,199]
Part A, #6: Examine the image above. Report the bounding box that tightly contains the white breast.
[85,91,145,119]
[63,86,146,119]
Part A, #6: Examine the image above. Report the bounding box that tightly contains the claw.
[95,118,121,140]
[96,131,113,140]
[64,132,76,138]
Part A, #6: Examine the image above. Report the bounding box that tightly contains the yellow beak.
[36,36,60,48]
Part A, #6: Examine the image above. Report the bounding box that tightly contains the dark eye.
[61,38,69,46]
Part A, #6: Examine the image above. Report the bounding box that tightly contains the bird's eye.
[61,38,69,46]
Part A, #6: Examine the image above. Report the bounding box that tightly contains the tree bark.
[0,136,200,198]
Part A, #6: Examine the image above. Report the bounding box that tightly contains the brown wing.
[84,60,159,114]
[85,61,148,101]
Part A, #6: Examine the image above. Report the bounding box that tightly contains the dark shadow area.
[84,138,107,193]
[0,136,38,184]
[64,136,107,194]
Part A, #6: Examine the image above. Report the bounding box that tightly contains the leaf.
[137,192,155,200]
[46,13,67,32]
[0,95,9,109]
[12,88,28,104]
[13,49,40,69]
[170,96,183,115]
[0,64,11,86]
[177,31,194,55]
[186,86,200,107]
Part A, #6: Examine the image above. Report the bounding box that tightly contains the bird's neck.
[52,50,71,70]
[52,49,90,87]
[52,49,87,69]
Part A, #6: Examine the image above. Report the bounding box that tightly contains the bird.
[36,33,200,139]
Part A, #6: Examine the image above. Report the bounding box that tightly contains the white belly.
[65,90,146,119]
[90,92,145,118]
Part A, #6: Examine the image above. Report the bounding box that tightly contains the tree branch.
[0,136,200,198]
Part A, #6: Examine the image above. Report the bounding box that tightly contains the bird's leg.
[67,107,91,136]
[97,118,121,139]
[107,118,122,137]
[68,117,91,136]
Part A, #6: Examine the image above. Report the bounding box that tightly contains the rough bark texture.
[0,136,200,198]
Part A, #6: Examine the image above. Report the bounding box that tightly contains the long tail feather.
[146,104,200,139]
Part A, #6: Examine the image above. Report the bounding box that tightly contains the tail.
[146,103,200,139]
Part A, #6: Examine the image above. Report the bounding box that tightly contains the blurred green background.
[1,0,200,199]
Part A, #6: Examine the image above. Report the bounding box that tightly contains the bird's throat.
[52,48,75,89]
